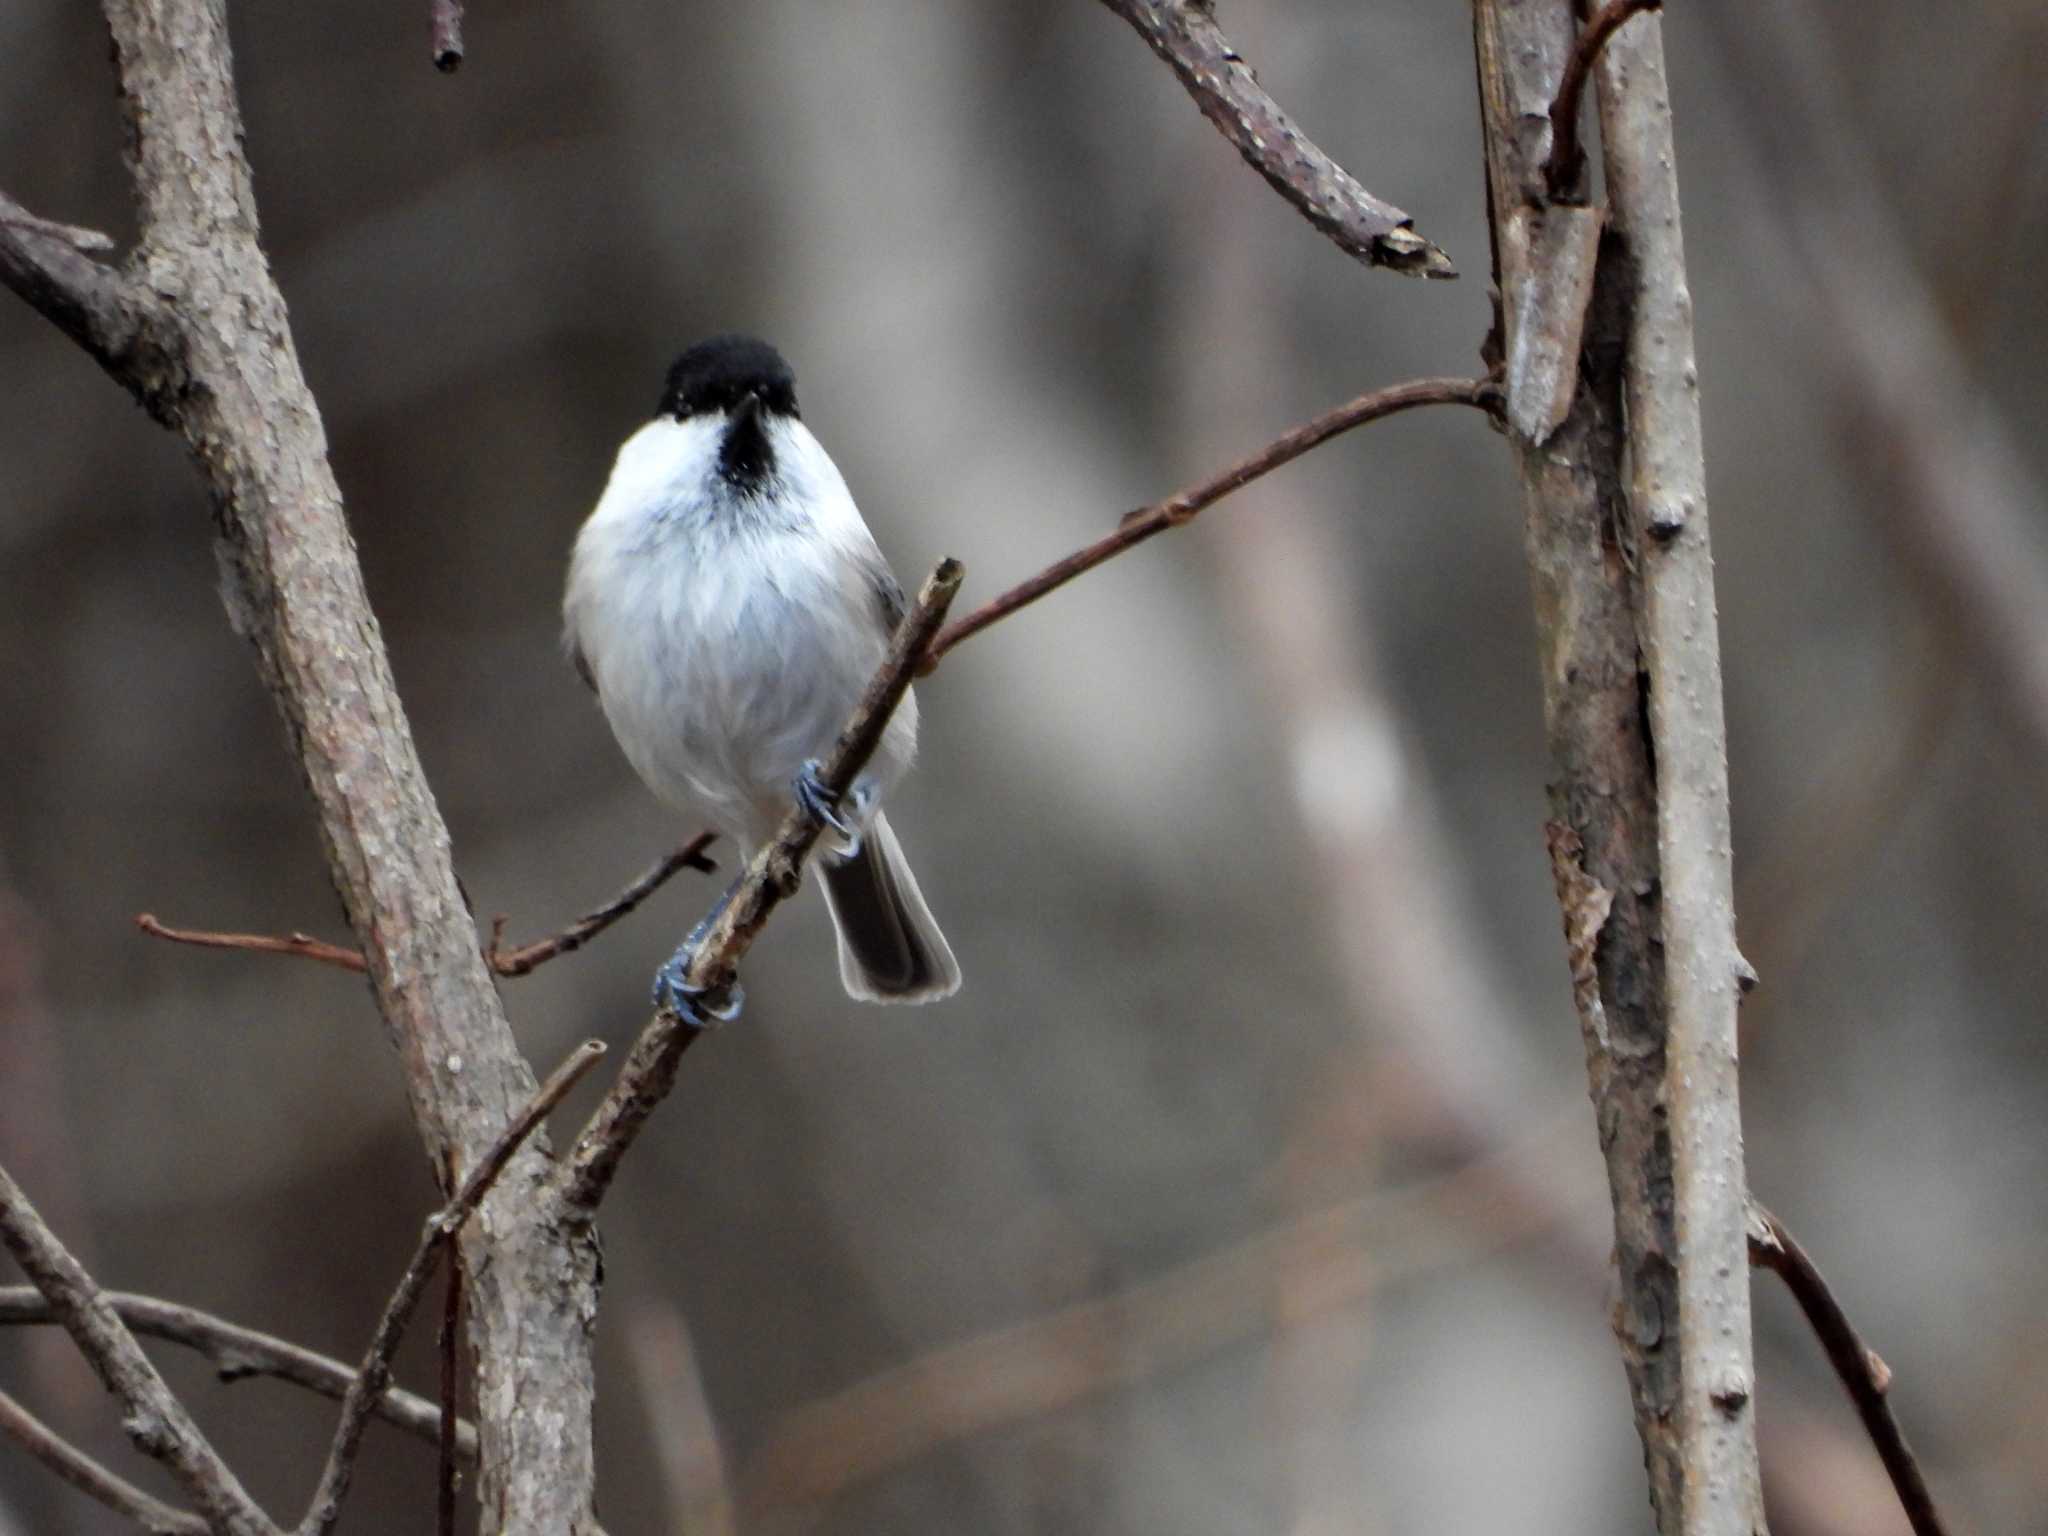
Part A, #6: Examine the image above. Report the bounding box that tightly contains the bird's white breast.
[564,414,917,849]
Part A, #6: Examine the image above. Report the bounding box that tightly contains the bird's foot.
[794,759,869,858]
[651,943,745,1029]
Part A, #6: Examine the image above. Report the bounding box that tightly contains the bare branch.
[436,1263,462,1536]
[926,377,1497,667]
[0,1388,206,1536]
[430,0,464,71]
[1748,1204,1952,1536]
[1543,0,1662,199]
[0,1285,476,1462]
[487,834,720,975]
[1475,2,1762,1528]
[564,562,964,1213]
[134,914,368,972]
[0,188,153,379]
[1594,5,1762,1517]
[136,834,718,985]
[1094,0,1455,277]
[0,1163,277,1535]
[297,1039,607,1536]
[0,2,616,1522]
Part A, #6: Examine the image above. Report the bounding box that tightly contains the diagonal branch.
[1747,1204,1951,1536]
[563,562,963,1213]
[0,1286,475,1462]
[0,1161,278,1536]
[926,376,1497,665]
[0,1388,207,1536]
[1096,0,1454,277]
[296,1039,607,1536]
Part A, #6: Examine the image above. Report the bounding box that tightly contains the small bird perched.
[563,334,960,1020]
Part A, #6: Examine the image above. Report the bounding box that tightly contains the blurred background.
[4,1,2046,1531]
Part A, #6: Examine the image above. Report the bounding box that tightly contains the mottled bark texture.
[1473,3,1764,1531]
[1,2,602,1529]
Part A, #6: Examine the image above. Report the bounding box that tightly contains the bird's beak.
[732,390,761,431]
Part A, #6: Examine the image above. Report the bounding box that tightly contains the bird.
[563,333,960,1022]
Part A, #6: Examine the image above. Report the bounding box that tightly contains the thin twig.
[1747,1203,1952,1536]
[135,914,368,972]
[488,833,720,975]
[0,1387,206,1536]
[296,1039,607,1536]
[0,1164,277,1535]
[926,377,1496,667]
[430,0,464,71]
[135,834,719,979]
[1095,0,1454,276]
[1544,0,1663,198]
[564,562,964,1214]
[437,1261,462,1536]
[0,1287,475,1462]
[0,206,115,254]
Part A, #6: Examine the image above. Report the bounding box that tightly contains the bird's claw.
[794,759,863,857]
[651,946,745,1029]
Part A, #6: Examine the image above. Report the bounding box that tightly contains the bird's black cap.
[658,334,800,422]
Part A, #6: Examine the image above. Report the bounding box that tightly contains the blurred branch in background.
[736,1126,1584,1519]
[625,1305,734,1536]
[1697,1,2048,775]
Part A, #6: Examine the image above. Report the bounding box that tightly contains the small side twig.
[926,377,1497,667]
[564,562,964,1214]
[135,914,367,972]
[0,206,115,254]
[135,834,719,979]
[0,1164,277,1536]
[1543,0,1663,198]
[430,0,464,71]
[0,1387,207,1536]
[488,833,719,975]
[296,1039,606,1536]
[1095,0,1455,276]
[1747,1202,1951,1536]
[0,1286,475,1462]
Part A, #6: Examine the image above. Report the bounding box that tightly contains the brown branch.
[563,561,963,1214]
[135,913,369,972]
[0,1387,207,1536]
[134,833,719,980]
[926,377,1497,667]
[430,0,464,71]
[0,1285,476,1462]
[297,1039,606,1536]
[0,187,153,377]
[1747,1204,1952,1536]
[437,1260,462,1536]
[1094,0,1454,277]
[487,833,720,975]
[0,1162,277,1535]
[1543,0,1662,198]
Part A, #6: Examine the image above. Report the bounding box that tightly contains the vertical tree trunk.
[1472,4,1765,1530]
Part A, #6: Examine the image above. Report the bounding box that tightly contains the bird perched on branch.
[564,333,960,1021]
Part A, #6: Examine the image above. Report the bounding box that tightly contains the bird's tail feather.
[816,811,960,1004]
